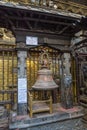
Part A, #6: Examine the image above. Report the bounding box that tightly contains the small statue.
[40,50,50,68]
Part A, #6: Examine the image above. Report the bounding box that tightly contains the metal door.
[0,44,17,109]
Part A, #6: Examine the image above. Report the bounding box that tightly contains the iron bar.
[7,51,10,107]
[2,51,4,101]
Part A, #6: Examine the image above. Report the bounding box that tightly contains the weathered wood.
[0,2,81,39]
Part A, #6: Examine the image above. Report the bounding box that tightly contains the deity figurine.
[40,50,50,68]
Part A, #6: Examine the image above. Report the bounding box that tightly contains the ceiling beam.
[0,15,73,26]
[57,25,70,35]
[25,21,32,29]
[13,27,72,37]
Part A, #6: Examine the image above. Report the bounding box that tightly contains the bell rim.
[32,85,59,90]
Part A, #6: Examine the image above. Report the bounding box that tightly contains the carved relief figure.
[0,28,15,43]
[40,50,50,68]
[64,75,73,108]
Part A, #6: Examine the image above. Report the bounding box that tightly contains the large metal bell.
[32,50,58,90]
[32,67,58,90]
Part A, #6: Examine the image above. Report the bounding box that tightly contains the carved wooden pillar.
[17,51,27,115]
[61,53,73,109]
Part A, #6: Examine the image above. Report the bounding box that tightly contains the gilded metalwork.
[0,28,16,43]
[39,50,51,69]
[0,41,17,109]
[28,90,52,117]
[71,58,77,103]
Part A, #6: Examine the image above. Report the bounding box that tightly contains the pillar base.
[17,103,27,115]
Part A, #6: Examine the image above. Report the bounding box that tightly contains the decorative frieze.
[0,0,87,16]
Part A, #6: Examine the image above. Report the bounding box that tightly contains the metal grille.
[0,44,17,109]
[71,58,77,103]
[27,46,60,103]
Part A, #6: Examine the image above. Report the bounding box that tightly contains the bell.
[32,68,58,90]
[32,50,58,90]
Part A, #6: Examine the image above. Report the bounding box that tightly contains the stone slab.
[9,105,86,130]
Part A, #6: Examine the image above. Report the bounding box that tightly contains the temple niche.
[0,28,16,43]
[0,0,87,129]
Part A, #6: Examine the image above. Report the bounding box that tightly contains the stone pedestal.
[9,105,85,130]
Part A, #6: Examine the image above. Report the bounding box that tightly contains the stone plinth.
[9,104,86,130]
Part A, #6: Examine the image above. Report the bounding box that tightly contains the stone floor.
[9,103,87,130]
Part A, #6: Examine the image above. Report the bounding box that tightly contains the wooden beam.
[57,25,70,35]
[0,16,73,26]
[25,21,32,29]
[14,27,73,37]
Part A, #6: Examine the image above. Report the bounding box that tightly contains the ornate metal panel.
[71,57,77,103]
[0,43,17,109]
